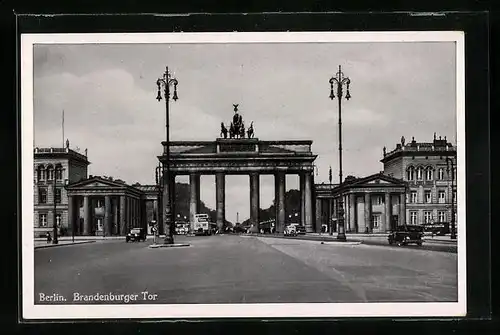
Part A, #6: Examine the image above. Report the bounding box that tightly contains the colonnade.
[164,170,315,233]
[315,191,406,233]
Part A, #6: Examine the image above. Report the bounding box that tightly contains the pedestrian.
[46,232,52,243]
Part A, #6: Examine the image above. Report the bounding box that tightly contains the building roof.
[380,135,456,164]
[34,147,90,165]
[65,175,143,196]
[328,172,407,195]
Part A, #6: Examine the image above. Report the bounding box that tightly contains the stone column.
[304,172,313,233]
[315,198,322,233]
[83,195,91,235]
[170,175,176,229]
[249,172,260,232]
[113,198,118,235]
[384,192,391,232]
[189,173,200,232]
[104,195,111,236]
[119,195,126,235]
[364,193,372,233]
[127,197,132,230]
[275,172,286,233]
[400,193,406,226]
[349,193,356,233]
[215,172,225,232]
[68,195,75,235]
[300,173,305,226]
[153,199,158,223]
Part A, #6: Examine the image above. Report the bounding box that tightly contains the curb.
[320,241,362,245]
[148,243,191,249]
[34,241,96,249]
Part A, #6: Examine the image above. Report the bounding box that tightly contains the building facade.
[34,144,161,237]
[381,134,457,228]
[33,145,90,237]
[315,174,407,233]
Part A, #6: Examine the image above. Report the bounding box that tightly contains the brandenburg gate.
[158,106,318,234]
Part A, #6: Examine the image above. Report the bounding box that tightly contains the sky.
[33,40,457,223]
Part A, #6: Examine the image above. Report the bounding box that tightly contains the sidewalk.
[34,240,96,249]
[34,236,124,242]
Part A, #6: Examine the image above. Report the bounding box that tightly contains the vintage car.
[388,225,424,246]
[126,228,147,242]
[284,224,307,236]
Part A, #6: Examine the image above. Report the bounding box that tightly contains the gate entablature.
[159,138,317,175]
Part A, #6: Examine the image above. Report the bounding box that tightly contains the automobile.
[388,225,424,246]
[284,223,306,236]
[126,228,147,242]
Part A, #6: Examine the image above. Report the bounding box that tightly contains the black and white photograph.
[21,31,466,319]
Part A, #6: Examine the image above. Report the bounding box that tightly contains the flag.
[329,166,332,184]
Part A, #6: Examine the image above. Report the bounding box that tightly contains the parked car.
[388,225,424,246]
[126,228,147,242]
[284,224,306,236]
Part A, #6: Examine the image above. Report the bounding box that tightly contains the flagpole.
[62,110,65,148]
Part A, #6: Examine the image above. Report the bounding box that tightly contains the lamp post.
[156,66,179,244]
[445,157,457,240]
[329,65,351,241]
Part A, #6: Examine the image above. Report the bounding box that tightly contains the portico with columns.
[65,176,145,236]
[159,138,318,233]
[315,173,407,233]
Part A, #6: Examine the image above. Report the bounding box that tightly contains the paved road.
[34,234,457,304]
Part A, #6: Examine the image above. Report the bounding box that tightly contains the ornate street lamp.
[156,66,179,244]
[445,157,457,240]
[329,65,351,241]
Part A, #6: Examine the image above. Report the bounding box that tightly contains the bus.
[193,213,217,236]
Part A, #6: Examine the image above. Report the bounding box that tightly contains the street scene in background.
[24,33,463,317]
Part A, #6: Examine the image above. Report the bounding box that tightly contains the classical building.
[33,144,90,237]
[315,173,407,233]
[381,134,457,227]
[64,176,155,237]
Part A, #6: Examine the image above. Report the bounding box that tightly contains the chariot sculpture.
[220,104,255,139]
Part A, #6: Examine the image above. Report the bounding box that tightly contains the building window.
[56,214,62,227]
[438,168,444,180]
[411,191,417,203]
[453,190,457,204]
[438,190,446,204]
[416,167,423,180]
[37,166,46,182]
[55,188,62,203]
[55,165,63,180]
[96,199,103,208]
[424,211,433,224]
[375,196,383,205]
[424,190,432,204]
[372,214,381,228]
[407,167,414,181]
[438,211,446,222]
[425,167,433,180]
[39,213,47,227]
[38,187,47,204]
[410,211,418,225]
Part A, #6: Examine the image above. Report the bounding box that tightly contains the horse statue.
[229,122,236,139]
[247,121,254,138]
[239,122,245,138]
[220,122,228,139]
